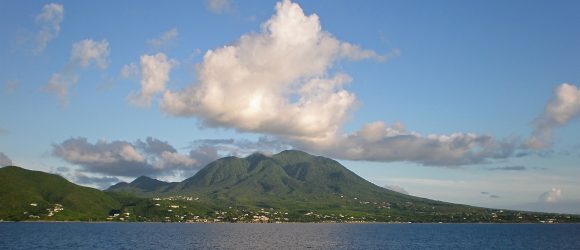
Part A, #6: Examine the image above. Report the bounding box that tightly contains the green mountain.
[108,176,174,197]
[171,151,426,207]
[0,166,120,221]
[107,150,580,223]
[3,151,579,223]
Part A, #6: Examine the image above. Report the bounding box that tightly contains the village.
[97,194,569,224]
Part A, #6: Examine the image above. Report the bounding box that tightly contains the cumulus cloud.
[161,0,385,140]
[538,188,562,203]
[52,137,217,178]
[0,152,13,167]
[128,53,176,107]
[526,83,580,149]
[206,0,231,14]
[44,39,110,103]
[148,28,178,50]
[295,121,517,166]
[70,39,110,69]
[383,184,409,195]
[34,3,64,54]
[135,0,513,167]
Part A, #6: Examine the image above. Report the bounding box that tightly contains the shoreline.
[2,220,578,225]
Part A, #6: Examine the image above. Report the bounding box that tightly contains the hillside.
[2,151,579,223]
[107,150,580,223]
[108,176,174,197]
[0,166,120,221]
[170,151,430,207]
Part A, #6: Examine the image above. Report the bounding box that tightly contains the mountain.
[170,150,424,206]
[106,150,580,223]
[107,176,174,196]
[0,166,120,221]
[2,151,579,223]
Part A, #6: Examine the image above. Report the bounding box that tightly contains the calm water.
[1,223,579,249]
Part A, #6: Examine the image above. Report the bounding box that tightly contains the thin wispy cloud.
[43,73,79,104]
[3,80,20,93]
[148,28,178,51]
[43,39,110,104]
[72,172,122,190]
[488,165,527,171]
[384,184,409,195]
[206,0,232,14]
[481,191,500,199]
[34,3,64,54]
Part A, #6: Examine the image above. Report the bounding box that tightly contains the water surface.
[1,223,579,249]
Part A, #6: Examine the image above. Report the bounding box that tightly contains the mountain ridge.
[0,166,120,221]
[2,151,580,222]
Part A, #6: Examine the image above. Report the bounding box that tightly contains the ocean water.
[1,223,579,249]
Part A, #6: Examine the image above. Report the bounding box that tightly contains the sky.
[1,0,580,214]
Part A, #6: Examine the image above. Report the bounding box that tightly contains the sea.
[1,223,579,249]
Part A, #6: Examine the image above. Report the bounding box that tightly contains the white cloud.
[158,151,196,169]
[148,28,178,50]
[53,137,216,178]
[43,73,79,104]
[157,0,515,167]
[161,0,382,139]
[0,152,12,167]
[121,63,139,78]
[538,187,562,203]
[129,53,176,107]
[295,121,516,166]
[43,39,110,103]
[206,0,231,14]
[70,39,110,69]
[526,83,580,149]
[35,3,64,54]
[72,172,122,190]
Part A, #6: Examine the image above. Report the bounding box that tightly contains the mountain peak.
[108,175,172,194]
[275,149,312,157]
[132,175,156,183]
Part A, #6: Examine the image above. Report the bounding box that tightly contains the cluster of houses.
[107,212,131,221]
[23,203,64,219]
[152,196,199,201]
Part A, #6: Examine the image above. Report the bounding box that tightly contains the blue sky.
[1,0,580,214]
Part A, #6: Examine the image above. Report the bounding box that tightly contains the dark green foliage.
[107,150,580,223]
[0,166,120,221]
[107,176,175,197]
[2,151,580,223]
